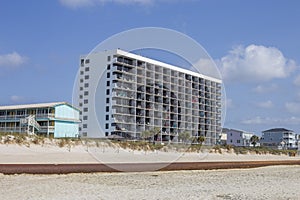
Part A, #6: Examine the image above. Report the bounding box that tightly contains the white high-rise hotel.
[77,49,221,145]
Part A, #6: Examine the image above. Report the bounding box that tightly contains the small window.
[106,89,110,95]
[106,106,109,112]
[85,75,89,80]
[106,115,109,120]
[84,91,89,96]
[85,67,89,72]
[84,99,88,104]
[79,111,82,115]
[79,127,82,131]
[82,132,87,136]
[106,81,110,86]
[79,103,82,107]
[83,124,87,128]
[81,59,84,66]
[83,116,88,120]
[107,56,111,62]
[107,64,111,70]
[80,79,83,83]
[79,95,83,99]
[107,72,110,78]
[85,59,90,64]
[84,83,89,88]
[80,87,83,91]
[105,132,109,136]
[80,71,84,75]
[106,98,110,103]
[84,108,88,112]
[105,123,109,129]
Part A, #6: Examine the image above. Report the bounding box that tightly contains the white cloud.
[252,83,278,94]
[256,100,273,109]
[59,0,154,8]
[193,58,221,79]
[0,52,28,68]
[219,44,297,83]
[285,102,300,114]
[226,98,234,109]
[242,116,300,125]
[293,74,300,86]
[10,95,26,103]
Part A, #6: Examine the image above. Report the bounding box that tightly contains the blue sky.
[1,0,300,135]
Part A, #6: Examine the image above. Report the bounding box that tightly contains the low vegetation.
[0,132,298,156]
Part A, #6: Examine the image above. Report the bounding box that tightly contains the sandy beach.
[0,165,299,200]
[0,142,299,164]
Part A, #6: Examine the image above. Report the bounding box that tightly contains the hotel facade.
[78,49,221,145]
[0,102,80,138]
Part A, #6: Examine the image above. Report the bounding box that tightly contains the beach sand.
[0,165,299,200]
[0,143,299,164]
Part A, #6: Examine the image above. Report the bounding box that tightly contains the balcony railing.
[0,114,55,120]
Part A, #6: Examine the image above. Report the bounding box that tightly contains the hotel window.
[106,115,109,120]
[105,123,109,129]
[106,106,109,112]
[107,64,111,70]
[107,72,110,78]
[105,132,108,136]
[84,99,88,104]
[84,91,89,96]
[107,56,111,62]
[106,89,110,95]
[83,116,88,120]
[80,71,84,75]
[81,59,84,66]
[106,98,110,103]
[79,95,83,99]
[80,87,83,91]
[83,124,87,128]
[79,103,82,107]
[83,108,88,112]
[83,132,87,137]
[107,81,110,86]
[84,83,89,88]
[85,67,89,72]
[80,79,83,83]
[85,59,90,64]
[85,75,89,80]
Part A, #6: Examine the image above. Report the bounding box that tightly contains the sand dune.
[0,143,299,164]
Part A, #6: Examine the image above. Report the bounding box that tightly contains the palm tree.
[250,135,259,147]
[198,136,205,145]
[141,127,161,143]
[178,131,191,144]
[140,130,152,141]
